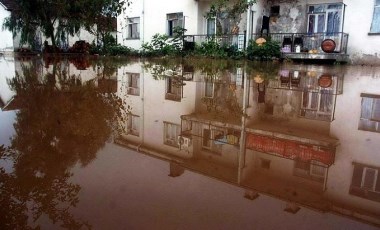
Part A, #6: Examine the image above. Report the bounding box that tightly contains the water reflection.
[1,57,126,229]
[1,56,380,229]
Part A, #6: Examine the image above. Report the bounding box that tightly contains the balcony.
[184,32,349,63]
[252,32,349,62]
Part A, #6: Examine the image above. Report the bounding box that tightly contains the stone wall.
[267,0,306,33]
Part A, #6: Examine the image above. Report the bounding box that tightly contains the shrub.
[246,39,281,61]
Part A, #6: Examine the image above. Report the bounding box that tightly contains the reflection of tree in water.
[0,64,127,229]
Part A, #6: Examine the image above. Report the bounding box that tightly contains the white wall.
[0,56,15,105]
[342,0,380,64]
[0,5,13,52]
[328,65,380,214]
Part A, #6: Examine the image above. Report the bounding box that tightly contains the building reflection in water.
[1,56,380,228]
[115,59,380,227]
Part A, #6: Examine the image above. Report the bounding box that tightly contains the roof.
[0,0,15,10]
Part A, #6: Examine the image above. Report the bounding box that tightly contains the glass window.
[127,114,140,136]
[350,163,380,202]
[167,13,183,36]
[207,18,216,36]
[164,122,180,147]
[371,1,380,33]
[359,94,380,132]
[127,17,140,39]
[126,73,140,96]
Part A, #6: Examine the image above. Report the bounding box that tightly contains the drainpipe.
[238,68,249,184]
[142,0,145,45]
[245,5,251,49]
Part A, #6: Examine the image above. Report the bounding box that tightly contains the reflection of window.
[202,128,224,153]
[167,13,183,36]
[260,158,271,169]
[127,17,140,39]
[359,94,380,133]
[127,114,140,136]
[206,12,231,35]
[165,78,181,101]
[294,160,326,182]
[164,122,180,147]
[126,73,140,96]
[350,163,380,202]
[301,90,334,120]
[370,0,380,33]
[205,80,214,98]
[307,4,343,33]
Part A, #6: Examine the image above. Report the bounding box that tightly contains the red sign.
[246,133,335,165]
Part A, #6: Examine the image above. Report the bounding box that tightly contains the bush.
[246,39,281,61]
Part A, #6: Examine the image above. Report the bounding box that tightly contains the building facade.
[118,0,380,65]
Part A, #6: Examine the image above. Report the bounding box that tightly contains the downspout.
[142,0,145,44]
[245,4,251,49]
[238,68,249,184]
[139,64,145,151]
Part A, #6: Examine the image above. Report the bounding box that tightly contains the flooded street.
[1,55,380,229]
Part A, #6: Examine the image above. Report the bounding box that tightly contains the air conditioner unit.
[177,135,192,148]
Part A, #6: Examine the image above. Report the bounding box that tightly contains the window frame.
[163,121,180,147]
[126,72,140,96]
[126,17,140,39]
[370,0,380,34]
[167,12,184,37]
[350,163,380,202]
[359,93,380,133]
[127,113,140,136]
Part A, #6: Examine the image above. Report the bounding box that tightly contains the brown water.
[0,55,379,229]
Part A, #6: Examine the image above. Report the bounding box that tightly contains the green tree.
[3,0,128,49]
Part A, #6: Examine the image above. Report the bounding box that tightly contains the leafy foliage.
[246,39,281,61]
[3,0,128,48]
[141,27,186,56]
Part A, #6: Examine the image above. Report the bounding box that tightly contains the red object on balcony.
[321,39,336,53]
[246,133,335,166]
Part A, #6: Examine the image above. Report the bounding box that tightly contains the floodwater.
[1,55,380,230]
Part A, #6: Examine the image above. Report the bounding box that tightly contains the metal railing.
[184,33,246,51]
[184,32,349,54]
[249,32,349,54]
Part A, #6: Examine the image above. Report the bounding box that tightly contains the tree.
[205,0,256,35]
[3,0,128,49]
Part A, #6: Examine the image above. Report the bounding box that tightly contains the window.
[260,158,271,169]
[202,127,224,154]
[204,79,214,98]
[126,17,140,39]
[370,0,380,33]
[207,18,216,36]
[127,114,140,136]
[359,93,380,133]
[206,12,231,35]
[126,73,140,96]
[165,78,182,101]
[164,122,180,147]
[307,4,343,34]
[167,13,183,36]
[350,163,380,202]
[294,160,326,182]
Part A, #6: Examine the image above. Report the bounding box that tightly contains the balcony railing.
[250,32,349,54]
[184,32,349,54]
[184,33,246,51]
